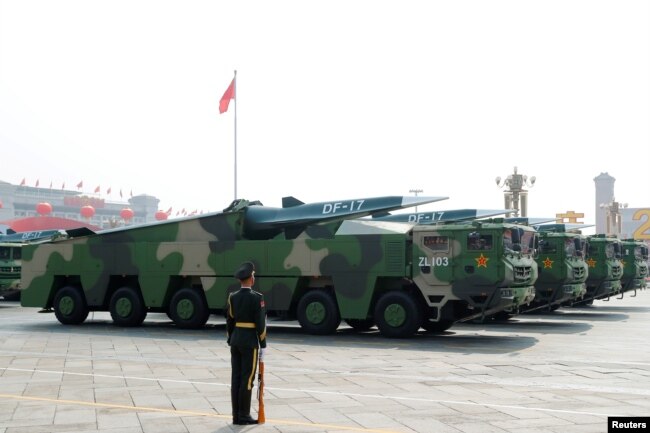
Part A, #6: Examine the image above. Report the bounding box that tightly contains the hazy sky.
[1,1,648,225]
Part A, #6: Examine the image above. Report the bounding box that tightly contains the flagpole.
[233,70,238,200]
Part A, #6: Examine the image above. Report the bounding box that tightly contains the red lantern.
[155,210,168,221]
[120,208,134,221]
[36,202,53,216]
[80,205,95,219]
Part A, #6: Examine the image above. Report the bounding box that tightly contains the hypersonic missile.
[231,195,448,239]
[536,223,595,233]
[504,217,558,225]
[371,208,509,224]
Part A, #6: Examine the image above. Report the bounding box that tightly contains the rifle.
[257,351,266,424]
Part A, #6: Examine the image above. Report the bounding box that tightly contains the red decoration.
[80,205,95,219]
[36,202,53,216]
[120,208,134,221]
[155,210,168,221]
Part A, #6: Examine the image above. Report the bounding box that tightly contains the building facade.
[0,180,161,229]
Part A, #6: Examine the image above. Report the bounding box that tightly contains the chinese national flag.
[35,179,40,187]
[77,181,83,189]
[219,78,235,114]
[20,178,26,186]
[94,185,100,193]
[107,187,112,195]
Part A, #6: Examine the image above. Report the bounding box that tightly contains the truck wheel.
[297,290,341,335]
[345,318,375,331]
[374,291,422,338]
[53,286,89,325]
[421,320,453,333]
[169,288,210,329]
[109,287,147,327]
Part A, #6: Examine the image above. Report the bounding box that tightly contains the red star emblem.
[587,258,597,268]
[543,257,553,269]
[475,253,489,268]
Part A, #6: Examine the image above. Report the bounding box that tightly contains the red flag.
[107,187,112,195]
[20,178,26,186]
[166,207,172,215]
[219,78,235,114]
[61,182,65,190]
[49,181,52,189]
[120,189,123,198]
[35,179,40,187]
[94,185,100,193]
[77,181,83,189]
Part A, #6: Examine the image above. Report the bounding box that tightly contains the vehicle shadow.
[534,309,629,322]
[458,318,593,335]
[16,312,539,355]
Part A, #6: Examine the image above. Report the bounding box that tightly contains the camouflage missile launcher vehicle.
[523,224,588,312]
[574,234,623,305]
[619,238,649,296]
[21,195,537,338]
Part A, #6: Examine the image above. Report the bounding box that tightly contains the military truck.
[619,238,649,295]
[21,196,538,338]
[0,242,22,299]
[523,224,588,312]
[576,234,623,305]
[1,230,69,300]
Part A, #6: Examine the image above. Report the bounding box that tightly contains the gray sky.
[1,0,648,226]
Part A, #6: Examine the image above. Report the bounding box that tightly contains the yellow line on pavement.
[0,393,403,433]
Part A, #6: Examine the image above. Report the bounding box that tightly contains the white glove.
[259,348,266,362]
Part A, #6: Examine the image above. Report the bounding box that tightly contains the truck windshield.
[503,228,534,254]
[575,237,586,258]
[519,230,535,255]
[467,233,492,251]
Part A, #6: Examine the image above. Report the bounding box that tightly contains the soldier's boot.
[236,389,257,425]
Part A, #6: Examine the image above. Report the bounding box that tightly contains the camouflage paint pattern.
[410,220,537,323]
[21,199,538,337]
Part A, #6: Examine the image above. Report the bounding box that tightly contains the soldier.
[227,261,267,425]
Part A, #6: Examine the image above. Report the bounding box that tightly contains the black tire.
[297,290,341,335]
[345,318,375,331]
[421,319,454,333]
[374,291,422,338]
[53,286,89,325]
[109,287,147,327]
[169,288,210,329]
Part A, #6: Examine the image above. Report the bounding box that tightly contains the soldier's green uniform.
[227,261,267,425]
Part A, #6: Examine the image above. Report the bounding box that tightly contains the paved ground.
[1,291,649,433]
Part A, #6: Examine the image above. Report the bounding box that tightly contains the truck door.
[413,232,454,286]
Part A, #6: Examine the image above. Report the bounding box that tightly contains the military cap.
[234,261,255,280]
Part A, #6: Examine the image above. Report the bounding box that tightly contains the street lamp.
[409,188,423,212]
[495,166,536,217]
[600,199,627,236]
